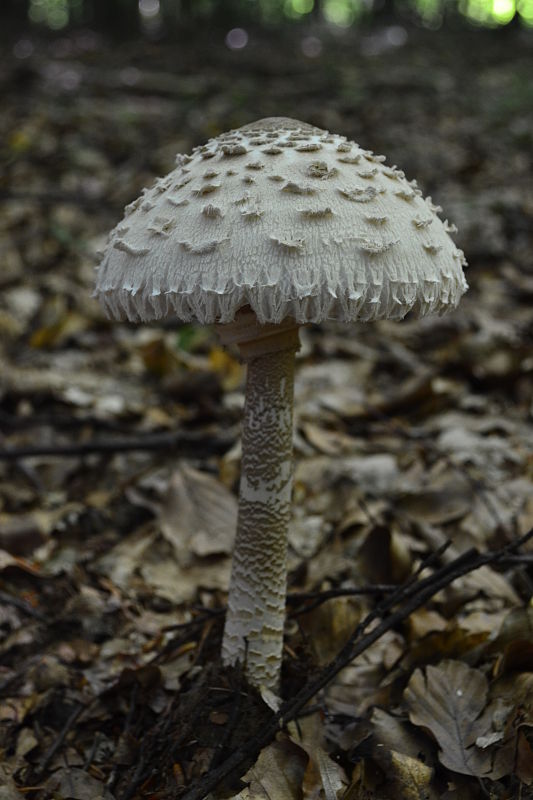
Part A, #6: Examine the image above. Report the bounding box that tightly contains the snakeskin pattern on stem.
[221,342,297,690]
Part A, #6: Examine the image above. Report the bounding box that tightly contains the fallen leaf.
[516,729,533,785]
[404,660,495,777]
[0,765,24,800]
[326,629,404,717]
[397,476,471,525]
[288,715,348,800]
[491,607,533,674]
[379,750,436,800]
[143,465,237,562]
[298,597,363,665]
[208,346,243,391]
[236,735,307,799]
[45,766,115,799]
[370,707,435,764]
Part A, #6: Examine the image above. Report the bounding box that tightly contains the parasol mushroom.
[94,117,468,691]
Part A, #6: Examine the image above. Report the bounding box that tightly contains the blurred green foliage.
[6,0,533,33]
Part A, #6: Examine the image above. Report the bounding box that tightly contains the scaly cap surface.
[95,117,468,324]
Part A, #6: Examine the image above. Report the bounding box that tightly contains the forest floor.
[0,19,533,800]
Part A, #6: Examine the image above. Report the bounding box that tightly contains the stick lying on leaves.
[0,429,235,460]
[181,529,533,800]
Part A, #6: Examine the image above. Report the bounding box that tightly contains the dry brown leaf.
[288,714,348,800]
[407,608,448,639]
[15,727,39,759]
[357,525,412,584]
[491,607,533,674]
[157,465,237,561]
[0,549,41,576]
[445,564,520,607]
[288,512,329,559]
[397,477,471,525]
[294,454,399,497]
[516,729,533,785]
[403,627,490,668]
[0,513,48,555]
[0,765,24,800]
[295,360,368,419]
[45,766,115,800]
[326,628,404,717]
[382,750,436,800]
[139,540,231,603]
[491,671,533,716]
[298,597,363,665]
[94,527,231,603]
[301,422,361,456]
[370,707,435,765]
[234,735,307,799]
[208,345,243,390]
[404,660,494,777]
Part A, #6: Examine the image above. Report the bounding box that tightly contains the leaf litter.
[0,21,532,800]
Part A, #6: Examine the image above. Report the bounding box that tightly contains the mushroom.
[94,117,468,691]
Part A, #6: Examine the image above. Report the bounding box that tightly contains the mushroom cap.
[95,117,468,325]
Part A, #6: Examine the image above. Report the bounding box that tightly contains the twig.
[0,429,235,461]
[0,409,135,434]
[498,554,533,564]
[157,586,397,633]
[34,703,85,779]
[287,584,397,617]
[180,529,533,800]
[287,541,451,620]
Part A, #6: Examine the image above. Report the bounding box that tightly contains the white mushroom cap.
[95,117,468,325]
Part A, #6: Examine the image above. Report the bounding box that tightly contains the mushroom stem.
[218,311,300,690]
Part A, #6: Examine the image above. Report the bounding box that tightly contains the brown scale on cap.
[365,214,389,225]
[339,186,381,202]
[357,167,378,179]
[307,161,338,179]
[202,204,224,219]
[167,196,189,207]
[337,154,362,164]
[395,188,417,201]
[240,207,264,221]
[282,181,315,195]
[300,207,333,219]
[113,239,149,256]
[413,216,434,228]
[192,183,220,196]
